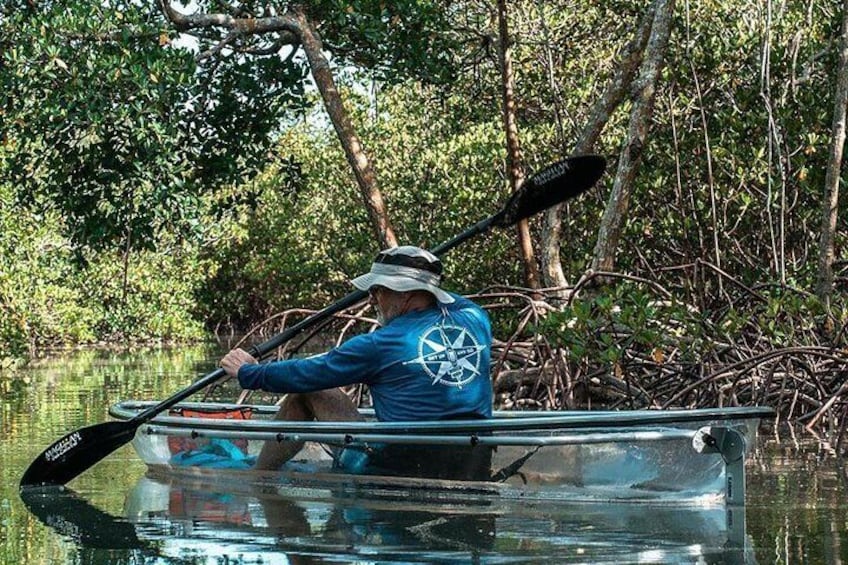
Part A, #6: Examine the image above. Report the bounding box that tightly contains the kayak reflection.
[125,475,497,562]
[21,474,758,563]
[120,473,758,564]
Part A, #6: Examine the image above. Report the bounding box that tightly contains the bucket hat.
[351,246,454,304]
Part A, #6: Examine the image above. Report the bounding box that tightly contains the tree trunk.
[816,0,848,306]
[541,6,655,289]
[294,11,397,249]
[159,2,397,249]
[591,0,675,273]
[497,0,540,289]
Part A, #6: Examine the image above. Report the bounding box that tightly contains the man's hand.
[221,348,258,379]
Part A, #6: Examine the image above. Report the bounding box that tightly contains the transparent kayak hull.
[110,402,772,505]
[118,473,757,562]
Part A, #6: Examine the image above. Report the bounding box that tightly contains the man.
[221,245,493,478]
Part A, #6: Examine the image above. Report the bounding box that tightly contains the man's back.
[233,293,493,422]
[361,292,493,421]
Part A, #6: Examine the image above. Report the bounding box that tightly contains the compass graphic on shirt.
[405,324,485,387]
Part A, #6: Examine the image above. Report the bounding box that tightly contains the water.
[1,346,846,564]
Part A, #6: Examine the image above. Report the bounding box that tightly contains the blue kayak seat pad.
[170,438,257,470]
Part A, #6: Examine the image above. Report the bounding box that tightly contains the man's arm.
[221,334,379,393]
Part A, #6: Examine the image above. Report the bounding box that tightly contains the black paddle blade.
[495,154,606,227]
[20,487,146,549]
[20,421,139,489]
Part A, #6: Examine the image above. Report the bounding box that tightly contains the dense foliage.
[2,0,848,377]
[0,0,301,351]
[0,179,207,352]
[1,1,297,255]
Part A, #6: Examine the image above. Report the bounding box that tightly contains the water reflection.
[8,347,847,563]
[126,475,498,563]
[20,487,144,551]
[21,472,756,564]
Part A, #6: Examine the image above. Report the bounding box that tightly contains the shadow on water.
[20,473,757,564]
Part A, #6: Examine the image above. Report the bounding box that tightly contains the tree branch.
[159,0,299,42]
[197,30,239,61]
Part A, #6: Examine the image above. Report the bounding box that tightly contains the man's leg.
[255,388,363,471]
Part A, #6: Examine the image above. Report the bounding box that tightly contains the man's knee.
[305,389,362,421]
[275,390,361,422]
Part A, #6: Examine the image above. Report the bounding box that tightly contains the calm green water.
[1,346,846,564]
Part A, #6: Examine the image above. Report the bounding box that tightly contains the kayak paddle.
[19,154,606,488]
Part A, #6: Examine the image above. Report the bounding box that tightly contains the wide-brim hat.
[351,246,455,304]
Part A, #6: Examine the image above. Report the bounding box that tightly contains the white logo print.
[405,324,484,387]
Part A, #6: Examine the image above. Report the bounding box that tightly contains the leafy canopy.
[0,0,305,255]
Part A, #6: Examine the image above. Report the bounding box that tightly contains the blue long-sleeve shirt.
[238,293,493,421]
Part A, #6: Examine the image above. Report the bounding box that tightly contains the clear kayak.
[109,401,772,505]
[115,473,757,562]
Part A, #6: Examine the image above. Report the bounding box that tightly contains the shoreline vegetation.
[206,273,848,444]
[3,271,847,446]
[3,2,848,452]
